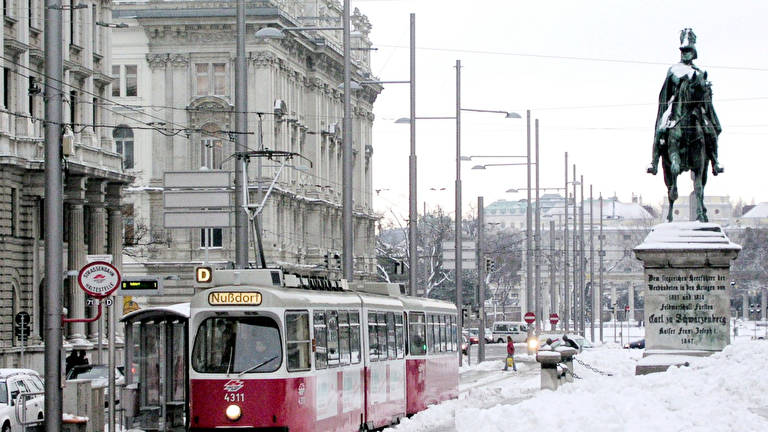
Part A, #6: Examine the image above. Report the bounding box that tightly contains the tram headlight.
[225,404,242,421]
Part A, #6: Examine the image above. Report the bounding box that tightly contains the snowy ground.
[388,320,768,432]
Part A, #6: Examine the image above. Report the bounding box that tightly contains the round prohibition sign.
[78,261,121,300]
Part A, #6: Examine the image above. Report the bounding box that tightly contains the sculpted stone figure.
[647,29,723,222]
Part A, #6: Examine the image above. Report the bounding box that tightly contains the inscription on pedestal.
[645,268,730,351]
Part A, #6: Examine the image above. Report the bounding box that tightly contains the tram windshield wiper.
[237,356,278,376]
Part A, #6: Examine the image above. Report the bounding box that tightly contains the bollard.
[556,346,578,383]
[536,350,562,390]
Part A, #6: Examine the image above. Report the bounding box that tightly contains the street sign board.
[442,260,476,270]
[164,211,232,228]
[524,312,536,324]
[164,170,232,188]
[549,313,559,325]
[78,261,121,299]
[164,190,231,209]
[442,250,477,261]
[442,241,476,251]
[87,254,113,264]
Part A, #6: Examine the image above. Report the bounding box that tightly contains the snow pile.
[453,341,768,431]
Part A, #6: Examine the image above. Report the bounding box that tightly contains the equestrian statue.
[647,28,724,222]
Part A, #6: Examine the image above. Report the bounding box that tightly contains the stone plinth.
[634,222,740,358]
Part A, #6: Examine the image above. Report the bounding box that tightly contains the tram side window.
[451,316,458,351]
[409,312,426,355]
[377,312,388,361]
[338,311,350,366]
[426,315,434,354]
[314,311,328,369]
[350,311,361,364]
[395,313,405,359]
[386,312,396,360]
[327,310,340,367]
[439,315,447,352]
[368,312,379,361]
[448,316,455,351]
[286,311,311,371]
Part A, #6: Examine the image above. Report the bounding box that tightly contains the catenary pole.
[579,175,585,336]
[44,0,64,428]
[550,219,556,331]
[342,0,354,280]
[564,153,569,331]
[590,184,594,342]
[534,119,541,332]
[409,13,417,296]
[477,196,486,362]
[525,111,533,337]
[572,165,577,333]
[600,193,604,343]
[455,59,463,366]
[234,0,248,268]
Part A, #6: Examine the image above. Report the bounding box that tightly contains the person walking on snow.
[503,336,516,371]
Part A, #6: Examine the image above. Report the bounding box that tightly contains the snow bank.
[454,341,768,431]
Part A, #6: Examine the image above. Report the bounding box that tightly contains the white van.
[0,368,45,432]
[491,322,528,343]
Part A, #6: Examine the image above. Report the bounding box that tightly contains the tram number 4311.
[224,393,245,402]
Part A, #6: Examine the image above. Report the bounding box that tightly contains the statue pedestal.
[633,222,740,375]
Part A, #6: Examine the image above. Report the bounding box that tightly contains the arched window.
[114,126,134,169]
[200,124,223,169]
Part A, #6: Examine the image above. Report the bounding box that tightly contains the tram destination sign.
[208,291,262,306]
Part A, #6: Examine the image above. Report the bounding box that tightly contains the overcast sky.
[351,0,768,221]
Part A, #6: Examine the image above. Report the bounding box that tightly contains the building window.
[3,67,10,109]
[122,204,135,245]
[113,126,134,169]
[200,228,222,248]
[195,63,227,96]
[10,188,18,236]
[200,125,222,169]
[69,90,77,128]
[111,65,139,97]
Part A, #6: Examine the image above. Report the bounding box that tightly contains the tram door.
[123,309,189,432]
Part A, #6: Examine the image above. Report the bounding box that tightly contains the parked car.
[461,335,469,355]
[491,322,528,343]
[0,368,45,432]
[624,339,645,349]
[66,364,125,407]
[467,328,480,345]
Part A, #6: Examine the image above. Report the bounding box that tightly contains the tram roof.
[121,302,190,323]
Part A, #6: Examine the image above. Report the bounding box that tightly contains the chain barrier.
[557,363,582,380]
[574,357,613,376]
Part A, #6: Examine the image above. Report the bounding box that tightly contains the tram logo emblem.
[298,382,306,396]
[223,380,244,393]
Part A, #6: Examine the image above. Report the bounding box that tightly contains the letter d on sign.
[196,266,213,283]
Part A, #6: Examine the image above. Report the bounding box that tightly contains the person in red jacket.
[503,336,517,371]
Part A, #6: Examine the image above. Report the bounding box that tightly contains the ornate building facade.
[112,0,381,306]
[0,0,131,368]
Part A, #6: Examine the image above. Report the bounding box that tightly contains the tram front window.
[192,316,282,374]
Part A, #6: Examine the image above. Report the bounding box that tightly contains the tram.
[187,268,459,431]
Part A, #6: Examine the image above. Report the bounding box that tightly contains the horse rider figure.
[648,28,724,178]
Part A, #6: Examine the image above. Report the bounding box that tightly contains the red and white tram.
[187,268,458,431]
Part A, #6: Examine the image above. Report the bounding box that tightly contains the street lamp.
[471,163,528,170]
[462,155,526,161]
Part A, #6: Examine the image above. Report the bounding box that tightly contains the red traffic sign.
[549,313,559,325]
[625,305,630,312]
[524,312,536,324]
[78,261,121,300]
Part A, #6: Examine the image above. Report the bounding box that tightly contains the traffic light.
[332,253,342,269]
[323,252,330,269]
[485,257,495,273]
[394,260,404,275]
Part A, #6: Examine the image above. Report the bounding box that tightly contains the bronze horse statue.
[648,29,723,222]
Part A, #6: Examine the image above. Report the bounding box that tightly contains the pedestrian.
[503,336,516,371]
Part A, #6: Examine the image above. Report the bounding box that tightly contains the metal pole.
[599,193,604,343]
[455,59,463,366]
[564,153,569,332]
[525,110,533,337]
[549,219,556,331]
[44,0,63,426]
[477,196,486,362]
[579,175,585,336]
[534,119,541,333]
[408,13,417,296]
[254,115,266,267]
[233,0,248,268]
[589,184,594,342]
[572,165,577,333]
[342,0,354,280]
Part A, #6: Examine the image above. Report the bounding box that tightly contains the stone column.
[65,176,89,345]
[86,180,108,342]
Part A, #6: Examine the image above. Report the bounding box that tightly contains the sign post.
[549,313,559,331]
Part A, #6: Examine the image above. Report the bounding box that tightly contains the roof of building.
[544,197,653,220]
[741,203,768,218]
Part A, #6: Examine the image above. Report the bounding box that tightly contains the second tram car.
[187,268,458,431]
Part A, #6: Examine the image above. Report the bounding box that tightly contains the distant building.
[660,194,733,225]
[736,203,768,227]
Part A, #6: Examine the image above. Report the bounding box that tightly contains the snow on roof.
[634,221,741,250]
[544,198,653,220]
[741,203,768,218]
